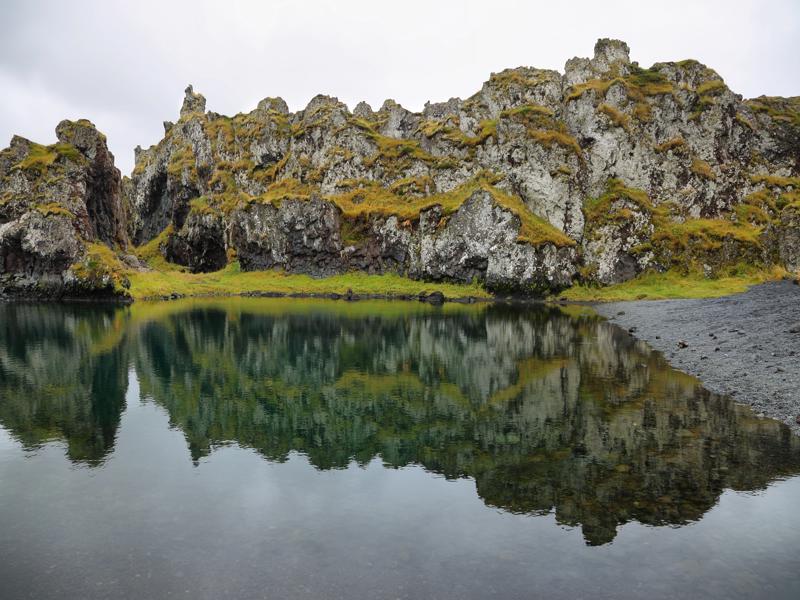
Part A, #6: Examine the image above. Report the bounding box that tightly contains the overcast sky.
[1,0,798,174]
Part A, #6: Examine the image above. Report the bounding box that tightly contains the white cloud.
[1,0,798,173]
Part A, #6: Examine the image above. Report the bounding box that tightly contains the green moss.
[126,261,490,301]
[251,152,291,184]
[528,129,582,157]
[13,143,58,175]
[487,69,548,90]
[566,70,673,125]
[491,103,581,157]
[690,158,716,180]
[70,243,130,295]
[568,70,674,103]
[750,174,800,188]
[735,202,770,226]
[583,179,661,228]
[34,202,74,218]
[443,119,497,147]
[566,78,619,102]
[256,178,313,206]
[597,103,631,132]
[780,190,800,211]
[503,104,554,120]
[689,82,727,121]
[736,189,780,225]
[627,65,671,88]
[559,266,787,302]
[652,218,761,254]
[53,143,83,163]
[735,113,756,131]
[167,145,197,180]
[351,118,435,175]
[327,174,574,248]
[654,137,687,154]
[696,79,726,96]
[745,96,800,128]
[135,225,177,270]
[188,196,219,216]
[389,175,435,196]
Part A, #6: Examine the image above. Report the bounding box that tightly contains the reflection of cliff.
[0,304,129,464]
[130,301,800,545]
[1,300,798,545]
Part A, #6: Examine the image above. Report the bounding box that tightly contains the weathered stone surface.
[3,39,799,300]
[122,38,798,294]
[230,198,343,275]
[779,204,800,272]
[0,120,129,299]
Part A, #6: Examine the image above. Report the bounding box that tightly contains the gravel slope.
[594,280,800,433]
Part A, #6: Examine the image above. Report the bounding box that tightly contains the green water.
[1,299,799,599]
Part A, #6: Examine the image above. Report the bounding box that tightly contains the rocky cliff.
[0,120,134,299]
[2,39,799,299]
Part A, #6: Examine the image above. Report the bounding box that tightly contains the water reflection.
[0,299,798,545]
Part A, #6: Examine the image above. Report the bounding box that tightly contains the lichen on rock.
[2,39,799,301]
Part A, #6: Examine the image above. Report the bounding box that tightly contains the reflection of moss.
[487,357,568,405]
[0,304,128,465]
[122,301,800,545]
[3,300,799,546]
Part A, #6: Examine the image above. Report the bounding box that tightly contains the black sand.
[595,280,800,433]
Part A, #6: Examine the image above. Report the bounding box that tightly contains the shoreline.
[4,278,798,436]
[594,280,800,434]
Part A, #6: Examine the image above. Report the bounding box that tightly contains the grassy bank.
[557,267,789,302]
[126,262,490,301]
[122,257,789,304]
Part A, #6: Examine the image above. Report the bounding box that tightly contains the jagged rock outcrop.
[2,39,799,300]
[126,38,799,291]
[0,120,133,299]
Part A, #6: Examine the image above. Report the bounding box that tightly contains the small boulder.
[426,291,445,305]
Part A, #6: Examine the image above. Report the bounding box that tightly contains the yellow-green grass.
[557,266,787,302]
[71,242,131,295]
[126,261,490,301]
[12,142,83,176]
[134,225,175,270]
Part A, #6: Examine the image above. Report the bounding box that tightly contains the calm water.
[1,299,799,599]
